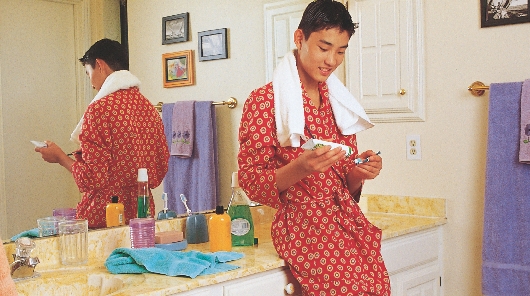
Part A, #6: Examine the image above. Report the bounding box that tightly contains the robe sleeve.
[71,101,112,193]
[237,85,282,209]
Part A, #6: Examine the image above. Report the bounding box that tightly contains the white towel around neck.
[70,70,141,145]
[272,50,373,147]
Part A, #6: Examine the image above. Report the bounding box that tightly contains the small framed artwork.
[481,0,530,27]
[198,28,228,61]
[162,50,195,88]
[162,13,189,44]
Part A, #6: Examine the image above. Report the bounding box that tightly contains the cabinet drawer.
[381,228,440,275]
[223,267,302,296]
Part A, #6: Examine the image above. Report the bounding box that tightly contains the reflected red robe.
[71,87,169,228]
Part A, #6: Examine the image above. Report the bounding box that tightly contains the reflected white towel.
[272,50,373,147]
[70,70,141,145]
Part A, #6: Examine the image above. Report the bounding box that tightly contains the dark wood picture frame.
[162,13,189,44]
[198,28,228,61]
[162,50,195,88]
[481,0,530,27]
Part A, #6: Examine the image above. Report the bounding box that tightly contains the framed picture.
[481,0,530,27]
[162,13,189,44]
[162,50,195,88]
[198,28,228,61]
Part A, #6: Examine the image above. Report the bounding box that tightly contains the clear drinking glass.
[58,219,88,265]
[37,216,65,237]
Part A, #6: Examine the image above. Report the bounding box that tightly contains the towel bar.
[154,97,238,112]
[468,81,489,97]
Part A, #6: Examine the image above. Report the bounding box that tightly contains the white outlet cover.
[406,135,422,160]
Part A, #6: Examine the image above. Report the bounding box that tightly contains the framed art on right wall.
[481,0,530,27]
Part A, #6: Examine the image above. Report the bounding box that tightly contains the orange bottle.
[106,196,125,227]
[209,206,232,252]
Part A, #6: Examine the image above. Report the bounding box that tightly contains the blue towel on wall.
[162,101,219,215]
[104,248,243,278]
[483,82,530,296]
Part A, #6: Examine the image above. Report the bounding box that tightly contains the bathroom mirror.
[1,0,279,241]
[0,0,126,240]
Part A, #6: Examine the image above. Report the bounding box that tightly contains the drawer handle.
[285,283,295,294]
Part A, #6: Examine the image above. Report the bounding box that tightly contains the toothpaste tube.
[301,139,354,157]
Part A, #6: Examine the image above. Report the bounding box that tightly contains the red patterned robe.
[71,87,169,228]
[238,82,390,295]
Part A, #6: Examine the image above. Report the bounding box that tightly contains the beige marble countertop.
[12,195,447,295]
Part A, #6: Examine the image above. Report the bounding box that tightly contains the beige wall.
[128,1,530,295]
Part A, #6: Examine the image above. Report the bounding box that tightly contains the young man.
[237,1,390,295]
[36,39,169,228]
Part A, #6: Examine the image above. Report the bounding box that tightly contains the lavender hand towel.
[519,79,530,163]
[483,81,530,296]
[162,102,219,215]
[171,101,195,157]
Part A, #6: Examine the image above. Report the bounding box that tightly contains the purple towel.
[162,101,219,215]
[483,82,530,296]
[171,101,195,157]
[519,79,530,163]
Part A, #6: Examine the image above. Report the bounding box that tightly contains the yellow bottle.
[106,196,125,227]
[209,206,232,252]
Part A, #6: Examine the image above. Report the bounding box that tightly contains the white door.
[264,0,310,82]
[348,0,425,122]
[0,0,89,238]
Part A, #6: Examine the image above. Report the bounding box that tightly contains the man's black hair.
[79,38,129,71]
[298,0,356,40]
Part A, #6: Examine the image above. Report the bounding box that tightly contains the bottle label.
[118,213,123,225]
[231,218,250,236]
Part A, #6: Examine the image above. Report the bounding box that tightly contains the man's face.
[296,27,350,86]
[84,60,106,91]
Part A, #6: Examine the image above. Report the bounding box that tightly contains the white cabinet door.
[223,267,302,296]
[395,261,440,296]
[170,285,223,296]
[347,0,425,122]
[381,227,443,296]
[172,267,302,296]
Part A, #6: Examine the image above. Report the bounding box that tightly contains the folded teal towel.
[104,248,243,278]
[11,228,39,241]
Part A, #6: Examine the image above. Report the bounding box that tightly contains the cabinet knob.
[285,283,295,294]
[399,88,406,95]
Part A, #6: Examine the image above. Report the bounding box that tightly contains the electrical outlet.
[406,135,422,160]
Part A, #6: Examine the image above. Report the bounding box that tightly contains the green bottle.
[227,172,254,246]
[137,168,150,218]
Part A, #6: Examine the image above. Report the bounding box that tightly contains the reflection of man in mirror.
[35,39,169,229]
[237,0,389,295]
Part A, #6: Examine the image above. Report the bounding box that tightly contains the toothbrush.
[161,193,168,214]
[180,194,192,216]
[354,151,381,165]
